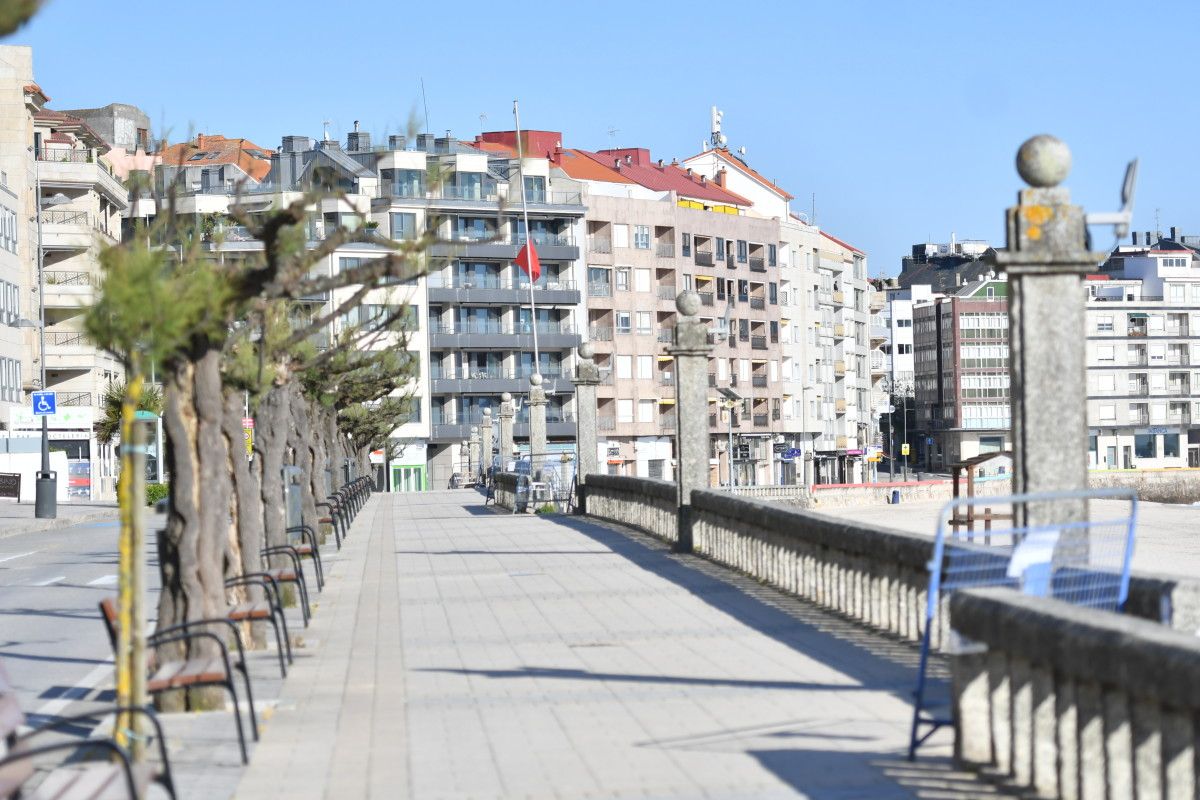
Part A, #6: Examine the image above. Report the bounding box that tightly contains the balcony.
[1129,412,1150,426]
[43,270,95,307]
[429,369,576,396]
[752,375,768,388]
[589,325,614,341]
[835,399,847,413]
[658,285,678,301]
[870,325,889,342]
[58,391,92,407]
[588,236,612,254]
[748,257,766,273]
[659,416,676,432]
[871,352,889,373]
[429,232,579,262]
[1128,383,1149,397]
[45,329,105,371]
[427,278,580,306]
[36,151,127,206]
[429,322,579,350]
[870,295,885,312]
[659,373,675,386]
[41,210,114,249]
[834,361,847,376]
[751,336,767,350]
[836,436,849,449]
[749,297,765,310]
[656,243,675,258]
[833,323,846,337]
[697,290,714,307]
[832,291,845,304]
[657,329,673,343]
[589,282,612,298]
[708,373,717,387]
[753,414,768,427]
[598,415,616,431]
[694,252,714,267]
[1127,352,1148,366]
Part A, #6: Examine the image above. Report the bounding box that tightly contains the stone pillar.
[573,343,602,513]
[480,408,494,479]
[527,373,547,481]
[498,392,515,471]
[669,291,714,552]
[468,426,480,482]
[992,135,1104,527]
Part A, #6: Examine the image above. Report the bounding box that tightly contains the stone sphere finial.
[501,391,512,402]
[529,373,543,387]
[578,341,595,360]
[482,407,492,418]
[1016,135,1071,188]
[470,426,478,435]
[676,290,701,317]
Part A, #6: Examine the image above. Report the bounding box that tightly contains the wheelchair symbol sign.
[31,391,56,416]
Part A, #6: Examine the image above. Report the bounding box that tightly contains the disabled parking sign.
[31,391,56,416]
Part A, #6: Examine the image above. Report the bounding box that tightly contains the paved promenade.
[236,491,1007,799]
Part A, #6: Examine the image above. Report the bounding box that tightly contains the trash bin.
[891,489,901,505]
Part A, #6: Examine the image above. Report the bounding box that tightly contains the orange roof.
[556,149,634,184]
[474,140,515,156]
[684,147,794,200]
[158,134,274,182]
[23,83,49,103]
[820,230,865,256]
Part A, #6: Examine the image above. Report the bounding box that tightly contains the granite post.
[528,373,548,481]
[480,408,494,479]
[668,291,714,553]
[468,426,480,483]
[990,135,1104,527]
[498,392,515,471]
[573,342,602,513]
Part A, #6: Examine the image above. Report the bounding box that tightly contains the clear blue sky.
[9,0,1198,274]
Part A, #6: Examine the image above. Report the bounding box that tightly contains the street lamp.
[717,386,741,488]
[32,159,71,518]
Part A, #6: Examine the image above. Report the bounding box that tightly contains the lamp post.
[717,386,742,488]
[32,156,70,519]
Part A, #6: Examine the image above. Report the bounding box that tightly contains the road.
[0,512,162,720]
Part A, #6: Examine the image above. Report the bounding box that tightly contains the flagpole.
[513,100,540,375]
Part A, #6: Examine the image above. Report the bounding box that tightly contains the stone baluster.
[498,392,515,471]
[668,291,714,552]
[480,408,494,479]
[573,343,601,513]
[528,374,547,481]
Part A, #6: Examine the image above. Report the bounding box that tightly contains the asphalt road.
[0,512,163,720]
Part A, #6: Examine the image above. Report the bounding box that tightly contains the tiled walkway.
[235,491,1009,799]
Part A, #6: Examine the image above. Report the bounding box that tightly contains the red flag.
[516,241,541,283]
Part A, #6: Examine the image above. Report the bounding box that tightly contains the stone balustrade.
[951,587,1200,798]
[580,475,677,543]
[492,472,523,512]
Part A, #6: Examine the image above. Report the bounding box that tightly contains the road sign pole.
[32,391,58,519]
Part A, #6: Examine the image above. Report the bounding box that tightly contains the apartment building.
[1086,229,1200,469]
[874,282,935,470]
[684,137,877,484]
[912,275,1010,469]
[0,48,34,433]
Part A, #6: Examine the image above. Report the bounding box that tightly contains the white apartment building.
[1087,231,1200,469]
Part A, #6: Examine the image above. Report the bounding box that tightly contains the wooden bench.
[0,659,176,799]
[98,599,257,765]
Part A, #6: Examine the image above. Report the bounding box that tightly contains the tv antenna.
[607,127,619,147]
[321,119,332,142]
[1084,158,1138,247]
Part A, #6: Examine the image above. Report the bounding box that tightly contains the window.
[637,355,652,379]
[739,319,749,341]
[736,240,748,263]
[1096,315,1113,332]
[1097,374,1115,391]
[769,321,779,343]
[1169,284,1185,302]
[616,268,630,291]
[638,399,655,423]
[1164,434,1180,458]
[633,225,650,249]
[390,212,416,240]
[715,238,726,261]
[636,311,652,334]
[647,459,665,479]
[768,244,777,267]
[382,168,425,197]
[612,224,629,248]
[716,280,726,300]
[896,319,913,328]
[682,275,693,291]
[634,268,651,293]
[615,311,632,334]
[769,282,778,304]
[896,343,913,354]
[1099,403,1116,421]
[617,399,634,423]
[1134,434,1156,459]
[616,355,632,379]
[523,175,545,203]
[681,233,691,257]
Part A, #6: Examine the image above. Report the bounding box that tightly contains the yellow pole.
[115,367,147,759]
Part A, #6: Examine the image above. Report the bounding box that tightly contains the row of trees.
[87,177,428,710]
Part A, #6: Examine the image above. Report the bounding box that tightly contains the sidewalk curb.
[0,507,122,541]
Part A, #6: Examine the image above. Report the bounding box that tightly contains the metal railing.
[589,325,614,341]
[45,270,92,287]
[656,243,675,258]
[588,282,612,297]
[749,257,766,272]
[432,322,576,336]
[749,297,765,310]
[37,148,92,163]
[41,210,90,226]
[751,336,767,350]
[698,290,714,306]
[752,375,768,388]
[46,330,89,347]
[658,286,678,301]
[659,417,676,431]
[753,414,768,427]
[694,252,714,267]
[657,329,673,343]
[597,415,616,431]
[513,232,576,247]
[588,236,612,254]
[58,391,92,407]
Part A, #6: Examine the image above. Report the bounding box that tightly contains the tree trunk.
[255,382,290,563]
[222,389,265,648]
[155,349,229,711]
[288,385,319,533]
[326,410,344,493]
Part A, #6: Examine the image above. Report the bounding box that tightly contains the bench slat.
[227,601,271,621]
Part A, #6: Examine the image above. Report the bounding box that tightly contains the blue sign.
[31,391,56,416]
[782,448,802,460]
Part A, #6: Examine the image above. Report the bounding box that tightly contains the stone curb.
[0,506,121,541]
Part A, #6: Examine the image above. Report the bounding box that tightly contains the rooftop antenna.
[1084,158,1139,248]
[811,193,817,226]
[710,106,726,149]
[419,77,431,134]
[478,113,487,135]
[607,127,619,148]
[321,120,331,142]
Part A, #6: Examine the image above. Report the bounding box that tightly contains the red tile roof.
[685,147,794,200]
[158,134,274,182]
[582,148,752,205]
[23,83,48,103]
[33,109,108,152]
[555,149,634,184]
[820,230,865,256]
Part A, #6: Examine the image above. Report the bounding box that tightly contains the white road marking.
[0,551,36,564]
[87,574,118,586]
[32,661,112,718]
[32,576,65,586]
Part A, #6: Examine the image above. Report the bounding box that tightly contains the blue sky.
[9,0,1198,274]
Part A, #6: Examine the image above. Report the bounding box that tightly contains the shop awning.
[1128,312,1149,319]
[658,398,676,405]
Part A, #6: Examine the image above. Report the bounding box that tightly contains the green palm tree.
[96,381,163,445]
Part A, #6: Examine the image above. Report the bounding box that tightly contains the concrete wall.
[1089,467,1200,504]
[951,587,1200,797]
[580,474,677,542]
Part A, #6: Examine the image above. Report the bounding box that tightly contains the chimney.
[281,135,313,153]
[347,121,371,152]
[416,133,435,152]
[1145,231,1153,246]
[388,135,406,151]
[613,158,621,170]
[624,154,632,165]
[700,175,707,185]
[196,133,205,149]
[1170,226,1179,241]
[657,158,663,168]
[715,168,726,187]
[686,167,693,177]
[1132,231,1139,246]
